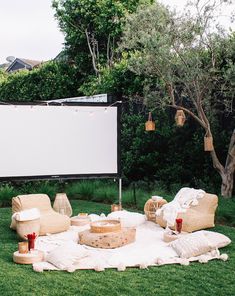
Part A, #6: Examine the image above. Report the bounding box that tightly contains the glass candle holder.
[18,241,29,254]
[28,238,36,251]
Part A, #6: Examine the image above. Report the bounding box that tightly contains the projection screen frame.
[0,101,121,181]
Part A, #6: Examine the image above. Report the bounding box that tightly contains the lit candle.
[18,241,29,254]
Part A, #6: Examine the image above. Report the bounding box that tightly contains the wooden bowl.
[90,220,121,233]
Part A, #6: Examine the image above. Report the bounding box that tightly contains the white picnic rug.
[33,221,226,272]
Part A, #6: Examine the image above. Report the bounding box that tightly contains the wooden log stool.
[79,220,136,249]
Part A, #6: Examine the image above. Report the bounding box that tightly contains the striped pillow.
[170,232,213,258]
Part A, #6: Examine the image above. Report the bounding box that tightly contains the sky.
[0,0,64,64]
[160,0,235,31]
[0,0,234,65]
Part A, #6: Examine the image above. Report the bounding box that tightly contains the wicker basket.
[16,218,40,240]
[53,193,72,217]
[144,198,167,222]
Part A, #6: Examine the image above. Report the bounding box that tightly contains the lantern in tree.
[175,110,186,127]
[145,112,155,131]
[204,135,214,152]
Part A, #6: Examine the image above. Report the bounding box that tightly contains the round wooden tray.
[13,250,44,265]
[70,216,91,226]
[90,220,121,233]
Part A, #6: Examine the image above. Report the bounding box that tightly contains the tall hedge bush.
[0,62,80,101]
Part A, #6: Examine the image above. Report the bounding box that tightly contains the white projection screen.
[0,104,120,180]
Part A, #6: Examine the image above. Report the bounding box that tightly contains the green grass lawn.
[0,200,235,296]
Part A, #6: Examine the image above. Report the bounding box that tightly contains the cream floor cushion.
[12,194,70,236]
[155,193,218,232]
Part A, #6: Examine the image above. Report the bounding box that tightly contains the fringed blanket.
[33,221,228,272]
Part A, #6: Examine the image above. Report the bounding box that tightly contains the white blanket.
[156,187,205,226]
[33,220,226,272]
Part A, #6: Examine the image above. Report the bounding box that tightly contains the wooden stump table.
[79,220,136,249]
[79,227,136,249]
[13,250,44,265]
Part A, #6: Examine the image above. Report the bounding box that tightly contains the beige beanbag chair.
[155,193,218,233]
[12,194,70,236]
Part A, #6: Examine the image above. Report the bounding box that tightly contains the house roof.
[20,58,42,67]
[6,58,43,72]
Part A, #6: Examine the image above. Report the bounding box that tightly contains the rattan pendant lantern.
[204,135,214,152]
[145,112,155,131]
[175,110,186,127]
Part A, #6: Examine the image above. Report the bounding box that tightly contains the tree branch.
[225,129,235,169]
[210,150,225,175]
[85,29,99,76]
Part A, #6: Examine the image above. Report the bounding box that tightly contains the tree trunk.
[221,171,234,198]
[209,128,235,198]
[221,129,235,197]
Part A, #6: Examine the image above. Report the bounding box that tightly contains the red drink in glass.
[175,218,183,233]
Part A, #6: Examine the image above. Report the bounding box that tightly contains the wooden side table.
[70,216,91,226]
[13,250,44,265]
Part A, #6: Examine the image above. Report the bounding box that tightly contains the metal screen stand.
[118,178,122,207]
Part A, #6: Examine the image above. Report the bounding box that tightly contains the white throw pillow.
[46,241,88,270]
[14,208,40,221]
[107,210,146,228]
[170,232,213,258]
[202,230,231,249]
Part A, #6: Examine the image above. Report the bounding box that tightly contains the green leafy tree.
[79,57,145,100]
[52,0,152,76]
[120,0,235,197]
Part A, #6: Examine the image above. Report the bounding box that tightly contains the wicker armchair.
[11,194,70,237]
[155,193,218,233]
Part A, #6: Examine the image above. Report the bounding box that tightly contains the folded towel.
[13,208,40,221]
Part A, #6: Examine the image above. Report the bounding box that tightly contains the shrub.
[0,184,17,207]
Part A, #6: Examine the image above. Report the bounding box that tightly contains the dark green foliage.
[79,59,145,98]
[120,104,233,194]
[121,111,159,184]
[0,184,17,207]
[0,62,80,101]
